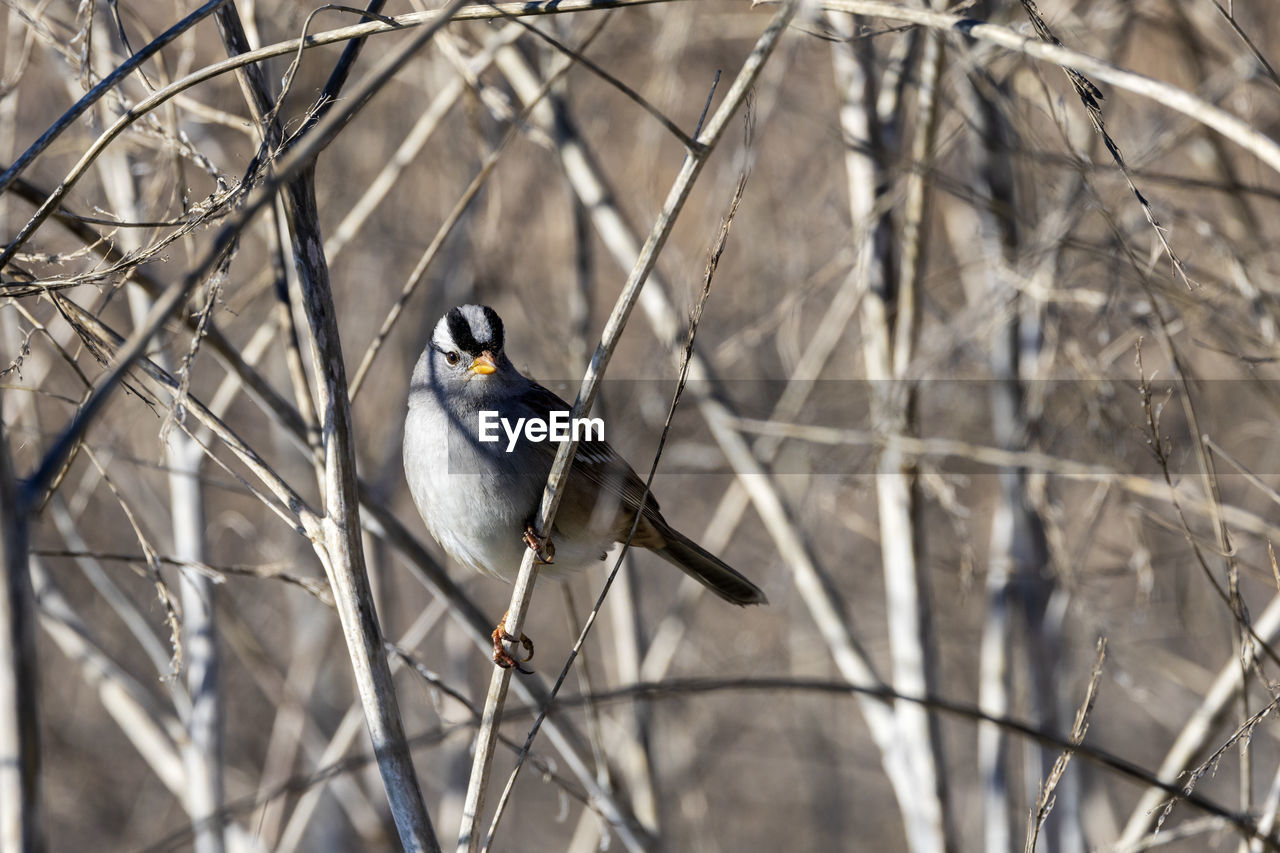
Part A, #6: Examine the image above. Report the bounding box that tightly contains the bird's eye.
[444,351,460,366]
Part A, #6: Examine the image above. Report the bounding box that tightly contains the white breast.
[404,397,620,583]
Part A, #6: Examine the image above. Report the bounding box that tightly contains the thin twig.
[25,180,641,848]
[789,0,1280,176]
[0,0,229,201]
[347,13,616,400]
[492,11,698,150]
[15,0,468,522]
[456,6,797,851]
[482,108,755,852]
[1024,638,1106,852]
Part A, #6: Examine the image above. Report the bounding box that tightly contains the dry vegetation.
[5,0,1280,850]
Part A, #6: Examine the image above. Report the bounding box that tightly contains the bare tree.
[6,1,1280,851]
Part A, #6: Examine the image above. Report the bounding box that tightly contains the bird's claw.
[522,525,555,564]
[491,619,534,673]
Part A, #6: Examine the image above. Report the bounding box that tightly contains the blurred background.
[4,0,1280,850]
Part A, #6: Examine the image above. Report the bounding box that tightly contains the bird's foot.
[523,524,555,564]
[491,612,534,673]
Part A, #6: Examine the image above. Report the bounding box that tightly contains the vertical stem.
[954,37,1061,849]
[282,174,439,853]
[830,9,947,851]
[0,18,38,850]
[171,440,224,853]
[0,394,42,853]
[967,63,1020,853]
[979,501,1013,853]
[458,7,798,850]
[91,10,229,822]
[100,41,227,836]
[499,31,920,833]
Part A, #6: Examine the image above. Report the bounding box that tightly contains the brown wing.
[521,383,767,606]
[522,383,668,547]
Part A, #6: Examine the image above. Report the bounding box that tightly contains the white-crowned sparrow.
[404,305,767,667]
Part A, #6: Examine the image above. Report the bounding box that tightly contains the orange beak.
[469,352,497,375]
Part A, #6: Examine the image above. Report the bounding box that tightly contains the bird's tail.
[652,526,767,606]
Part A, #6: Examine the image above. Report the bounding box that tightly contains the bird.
[403,304,767,668]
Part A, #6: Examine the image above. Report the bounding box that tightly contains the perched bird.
[403,304,767,668]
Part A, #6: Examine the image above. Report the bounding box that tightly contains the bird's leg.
[491,610,535,672]
[522,523,555,564]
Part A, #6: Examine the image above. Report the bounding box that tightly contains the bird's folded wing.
[521,382,664,528]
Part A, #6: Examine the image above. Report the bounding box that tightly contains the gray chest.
[404,404,546,575]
